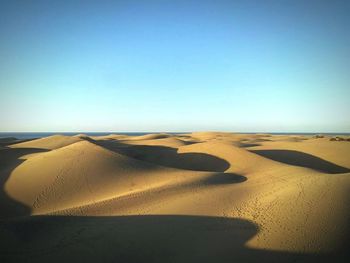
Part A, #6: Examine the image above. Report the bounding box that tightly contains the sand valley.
[1,132,349,262]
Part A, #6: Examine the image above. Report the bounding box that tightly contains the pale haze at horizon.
[1,0,349,132]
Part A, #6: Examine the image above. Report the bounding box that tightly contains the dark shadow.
[78,135,97,143]
[178,140,199,146]
[239,142,261,148]
[200,172,247,185]
[93,140,230,172]
[0,137,37,147]
[0,144,349,262]
[0,147,49,218]
[0,137,17,144]
[1,215,347,263]
[250,150,350,174]
[89,135,199,145]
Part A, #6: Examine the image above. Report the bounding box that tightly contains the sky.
[0,0,349,132]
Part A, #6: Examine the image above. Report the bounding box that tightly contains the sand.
[0,132,349,262]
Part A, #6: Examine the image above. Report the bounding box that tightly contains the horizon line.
[1,131,350,134]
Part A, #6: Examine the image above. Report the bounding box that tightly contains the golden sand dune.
[125,133,171,141]
[5,140,202,215]
[10,135,82,150]
[249,139,350,170]
[0,132,349,262]
[124,137,192,147]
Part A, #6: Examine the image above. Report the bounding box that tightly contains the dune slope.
[1,132,349,262]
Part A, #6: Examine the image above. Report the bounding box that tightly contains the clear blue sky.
[1,0,349,132]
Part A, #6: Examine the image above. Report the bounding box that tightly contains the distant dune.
[1,132,349,262]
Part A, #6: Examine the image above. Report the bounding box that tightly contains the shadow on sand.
[198,172,247,185]
[94,139,230,172]
[0,143,349,263]
[1,214,347,263]
[0,147,48,218]
[250,149,350,174]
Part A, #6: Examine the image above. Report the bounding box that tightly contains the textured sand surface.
[1,132,349,262]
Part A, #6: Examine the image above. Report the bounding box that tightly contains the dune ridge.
[1,132,349,262]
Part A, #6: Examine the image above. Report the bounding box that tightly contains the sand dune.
[10,135,82,150]
[4,140,203,215]
[249,138,350,169]
[125,133,171,141]
[1,132,349,262]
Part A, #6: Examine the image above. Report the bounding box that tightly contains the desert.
[0,132,349,262]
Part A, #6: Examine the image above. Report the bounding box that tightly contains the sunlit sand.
[1,132,349,262]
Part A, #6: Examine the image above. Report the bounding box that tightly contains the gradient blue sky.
[1,0,349,132]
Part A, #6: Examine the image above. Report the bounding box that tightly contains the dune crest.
[1,132,349,262]
[10,135,82,150]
